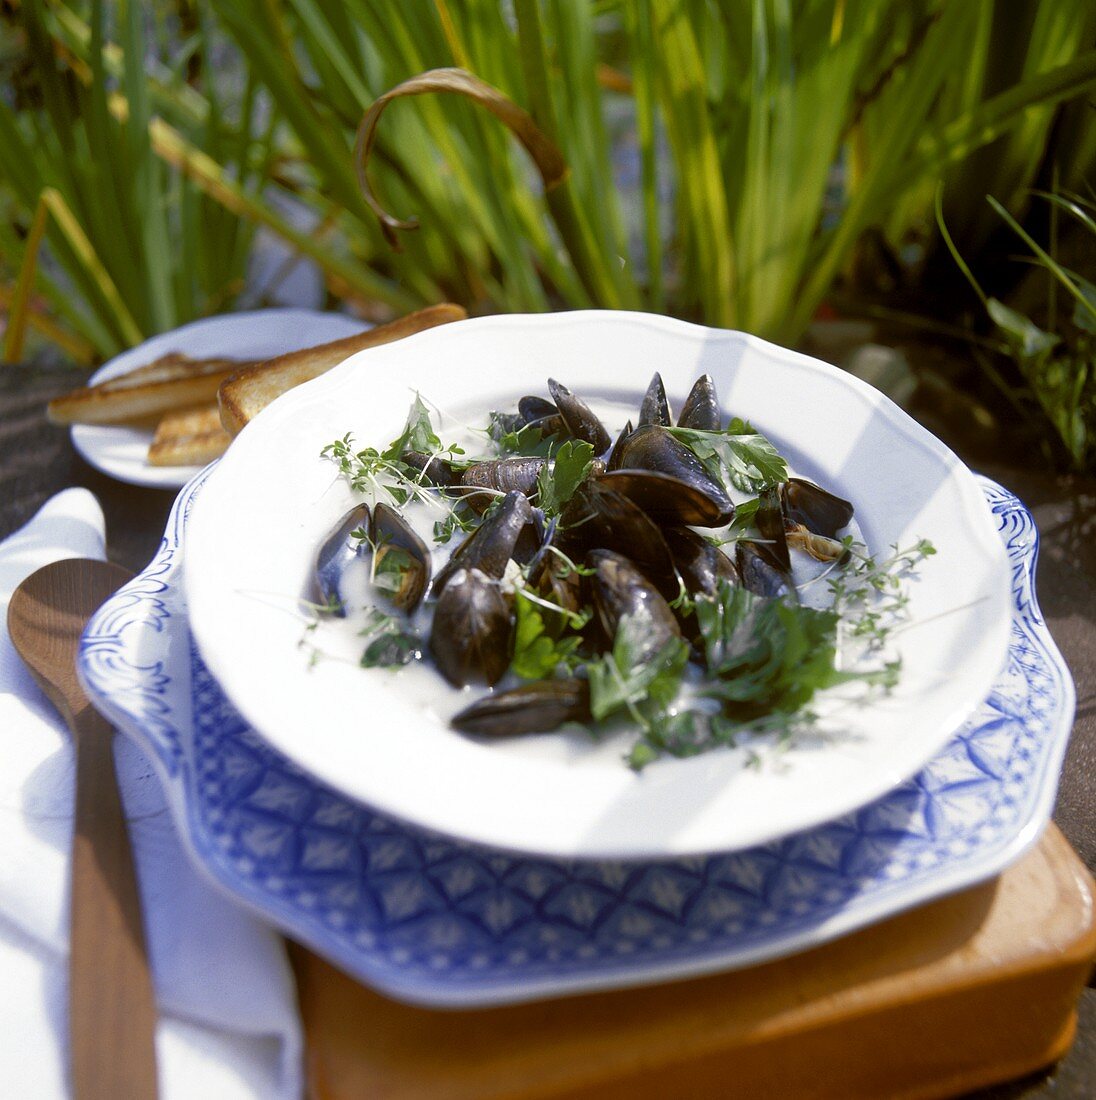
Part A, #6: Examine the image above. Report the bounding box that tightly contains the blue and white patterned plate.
[79,468,1074,1007]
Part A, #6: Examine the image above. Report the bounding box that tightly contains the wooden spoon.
[7,558,158,1100]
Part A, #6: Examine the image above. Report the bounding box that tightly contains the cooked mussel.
[786,524,850,563]
[433,490,532,596]
[547,378,612,453]
[606,420,633,471]
[662,526,739,598]
[736,539,794,599]
[586,549,682,664]
[451,678,591,736]
[755,485,791,572]
[459,456,546,514]
[781,478,854,539]
[677,374,721,431]
[401,449,457,488]
[555,480,679,601]
[429,568,512,687]
[371,502,431,613]
[599,423,734,527]
[638,372,671,427]
[308,503,371,616]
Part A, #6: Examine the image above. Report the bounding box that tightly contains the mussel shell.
[308,503,370,616]
[371,502,431,613]
[518,395,557,424]
[586,549,682,664]
[677,374,721,431]
[613,424,734,525]
[781,478,854,539]
[555,481,678,601]
[638,372,671,427]
[429,568,512,687]
[547,378,612,453]
[662,526,739,597]
[433,490,532,596]
[755,485,791,572]
[459,457,546,514]
[401,450,457,488]
[598,468,734,528]
[606,420,633,471]
[451,678,591,736]
[735,540,795,600]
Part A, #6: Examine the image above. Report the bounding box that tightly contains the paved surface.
[2,360,1093,1098]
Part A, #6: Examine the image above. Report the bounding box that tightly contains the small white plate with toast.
[68,309,369,489]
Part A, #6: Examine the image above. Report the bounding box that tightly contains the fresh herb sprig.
[668,418,788,492]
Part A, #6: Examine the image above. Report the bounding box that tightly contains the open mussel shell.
[429,568,512,687]
[371,502,431,613]
[677,374,721,431]
[547,378,612,453]
[781,478,854,539]
[586,549,682,664]
[518,395,557,424]
[638,372,671,427]
[736,539,795,600]
[459,456,546,515]
[556,480,679,601]
[451,678,591,736]
[308,503,370,617]
[610,424,734,525]
[433,490,533,597]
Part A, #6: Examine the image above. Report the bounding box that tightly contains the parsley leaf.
[668,419,788,492]
[509,590,584,679]
[588,614,690,722]
[536,440,595,516]
[383,394,442,462]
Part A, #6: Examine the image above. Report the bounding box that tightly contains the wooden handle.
[69,705,158,1100]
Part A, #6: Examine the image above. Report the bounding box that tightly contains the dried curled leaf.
[353,67,569,248]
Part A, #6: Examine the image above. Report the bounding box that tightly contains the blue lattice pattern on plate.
[79,468,1074,1006]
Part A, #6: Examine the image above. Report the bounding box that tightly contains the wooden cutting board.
[291,823,1096,1099]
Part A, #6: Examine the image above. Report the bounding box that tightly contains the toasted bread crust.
[47,354,252,425]
[217,303,467,436]
[147,402,231,466]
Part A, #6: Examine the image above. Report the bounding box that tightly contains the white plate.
[71,309,368,488]
[80,467,1074,1007]
[184,311,1013,860]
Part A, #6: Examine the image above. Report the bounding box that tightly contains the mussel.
[433,490,532,597]
[638,372,671,427]
[547,378,612,453]
[677,374,721,431]
[429,568,512,687]
[308,503,371,616]
[370,502,431,613]
[555,480,679,601]
[606,420,633,471]
[451,678,591,736]
[401,449,457,488]
[781,478,854,539]
[786,524,850,563]
[586,549,682,664]
[459,456,546,514]
[755,485,791,573]
[598,423,735,527]
[736,540,794,599]
[662,526,739,598]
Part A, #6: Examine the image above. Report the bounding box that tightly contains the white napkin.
[0,490,302,1099]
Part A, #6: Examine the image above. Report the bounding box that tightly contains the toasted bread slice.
[48,353,253,426]
[218,303,467,436]
[147,402,232,467]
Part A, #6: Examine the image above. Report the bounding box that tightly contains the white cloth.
[0,490,302,1099]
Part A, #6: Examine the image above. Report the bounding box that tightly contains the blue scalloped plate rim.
[78,466,1075,1007]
